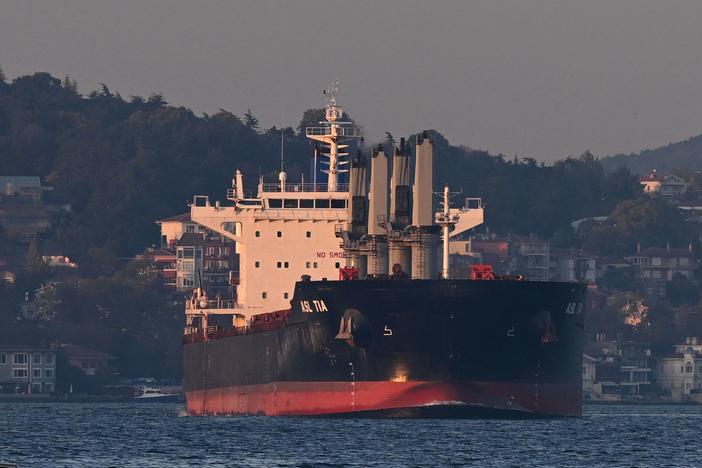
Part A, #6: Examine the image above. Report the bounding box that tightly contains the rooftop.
[155,212,191,224]
[59,344,116,361]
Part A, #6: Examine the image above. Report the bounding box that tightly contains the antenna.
[280,104,285,174]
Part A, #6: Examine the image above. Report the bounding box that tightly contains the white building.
[655,337,702,401]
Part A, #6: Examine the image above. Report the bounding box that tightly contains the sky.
[2,0,702,161]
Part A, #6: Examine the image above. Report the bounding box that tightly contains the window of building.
[31,383,42,394]
[651,257,662,266]
[44,383,53,393]
[13,353,27,365]
[0,353,6,365]
[45,354,53,365]
[284,262,289,268]
[284,292,289,299]
[32,353,41,365]
[277,262,282,268]
[277,231,282,238]
[300,199,314,208]
[186,225,195,233]
[223,247,229,255]
[13,369,28,378]
[686,362,693,373]
[262,292,267,299]
[33,369,41,378]
[45,369,54,378]
[306,262,311,268]
[335,262,340,269]
[306,231,311,238]
[183,277,194,287]
[183,248,194,259]
[255,261,260,268]
[313,262,318,268]
[255,231,261,237]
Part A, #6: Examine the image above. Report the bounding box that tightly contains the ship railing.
[185,299,241,311]
[305,126,362,138]
[464,198,483,209]
[261,183,349,193]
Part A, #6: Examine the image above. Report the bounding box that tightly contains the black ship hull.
[184,279,586,417]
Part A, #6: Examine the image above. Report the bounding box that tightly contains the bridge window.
[284,199,298,208]
[331,199,346,209]
[268,199,282,208]
[315,199,330,209]
[300,199,314,208]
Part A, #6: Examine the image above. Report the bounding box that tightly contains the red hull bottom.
[186,381,581,417]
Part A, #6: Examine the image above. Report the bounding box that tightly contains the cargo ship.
[182,83,586,417]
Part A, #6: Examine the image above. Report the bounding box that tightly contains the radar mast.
[306,80,362,192]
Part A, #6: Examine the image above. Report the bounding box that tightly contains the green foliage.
[243,108,259,132]
[665,274,700,307]
[598,267,640,292]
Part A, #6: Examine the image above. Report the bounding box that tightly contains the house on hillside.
[155,212,238,293]
[640,170,688,198]
[549,247,596,283]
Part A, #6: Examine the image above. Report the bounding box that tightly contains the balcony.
[261,183,349,193]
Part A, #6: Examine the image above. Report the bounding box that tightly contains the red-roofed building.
[640,171,688,198]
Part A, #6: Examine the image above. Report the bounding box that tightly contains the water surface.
[1,403,700,467]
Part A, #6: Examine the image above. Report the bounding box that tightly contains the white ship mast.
[306,80,362,192]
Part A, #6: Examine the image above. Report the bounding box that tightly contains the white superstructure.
[183,83,485,331]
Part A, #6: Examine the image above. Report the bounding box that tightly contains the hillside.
[600,134,702,175]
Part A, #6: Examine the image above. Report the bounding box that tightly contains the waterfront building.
[655,337,702,401]
[0,347,56,394]
[59,344,115,376]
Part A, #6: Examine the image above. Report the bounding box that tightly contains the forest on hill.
[0,71,652,264]
[600,134,702,175]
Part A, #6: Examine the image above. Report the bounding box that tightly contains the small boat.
[134,387,180,401]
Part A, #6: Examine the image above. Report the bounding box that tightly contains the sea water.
[1,402,700,467]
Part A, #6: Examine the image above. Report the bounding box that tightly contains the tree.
[61,75,79,95]
[243,108,259,132]
[147,92,167,107]
[666,274,700,307]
